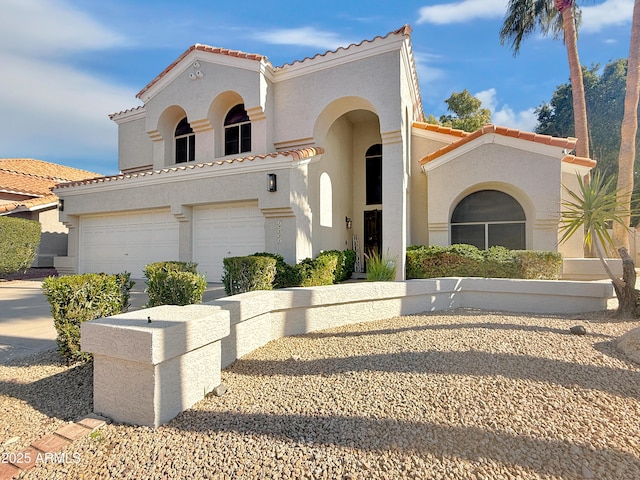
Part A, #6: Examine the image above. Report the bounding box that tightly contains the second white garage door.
[193,203,265,282]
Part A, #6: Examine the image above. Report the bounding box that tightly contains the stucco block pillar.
[382,131,407,280]
[172,205,193,263]
[81,305,230,427]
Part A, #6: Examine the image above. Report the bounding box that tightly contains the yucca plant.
[365,250,397,281]
[560,171,638,317]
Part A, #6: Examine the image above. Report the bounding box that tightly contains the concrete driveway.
[0,279,227,364]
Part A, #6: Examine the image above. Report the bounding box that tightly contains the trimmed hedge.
[144,261,207,307]
[406,244,561,280]
[318,249,356,283]
[0,216,41,275]
[42,273,134,362]
[222,256,276,295]
[252,252,302,288]
[298,254,338,287]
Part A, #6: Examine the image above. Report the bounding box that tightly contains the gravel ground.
[1,308,640,479]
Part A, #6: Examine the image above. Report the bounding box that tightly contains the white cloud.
[253,27,353,51]
[0,0,135,170]
[417,0,507,25]
[580,0,635,33]
[475,88,538,132]
[0,0,126,56]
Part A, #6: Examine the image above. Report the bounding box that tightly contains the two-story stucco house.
[54,25,594,281]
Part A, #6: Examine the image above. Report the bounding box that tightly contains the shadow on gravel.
[172,409,640,478]
[0,361,93,420]
[229,349,640,400]
[303,321,612,340]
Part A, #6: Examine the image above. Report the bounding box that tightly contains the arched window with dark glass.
[224,104,251,156]
[451,190,525,250]
[365,144,382,205]
[175,117,195,163]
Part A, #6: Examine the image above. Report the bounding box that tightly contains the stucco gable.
[417,124,594,170]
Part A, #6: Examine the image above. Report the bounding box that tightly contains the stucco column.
[381,130,407,280]
[190,119,214,162]
[172,205,193,263]
[247,106,268,154]
[147,130,165,170]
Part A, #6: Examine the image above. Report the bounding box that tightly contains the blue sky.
[0,0,634,175]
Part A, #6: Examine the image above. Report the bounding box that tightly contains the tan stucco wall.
[118,116,153,173]
[425,142,560,251]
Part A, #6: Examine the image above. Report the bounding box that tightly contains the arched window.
[451,190,525,250]
[175,117,195,163]
[224,104,251,156]
[365,144,382,205]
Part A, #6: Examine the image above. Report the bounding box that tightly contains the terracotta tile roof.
[418,124,581,165]
[413,122,470,139]
[108,105,144,120]
[0,158,101,182]
[137,45,268,100]
[55,147,325,189]
[0,194,59,214]
[275,25,412,70]
[0,158,101,215]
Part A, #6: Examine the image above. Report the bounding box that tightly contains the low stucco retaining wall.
[82,277,613,426]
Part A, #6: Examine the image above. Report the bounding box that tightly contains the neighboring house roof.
[415,123,595,168]
[0,158,101,214]
[55,148,325,189]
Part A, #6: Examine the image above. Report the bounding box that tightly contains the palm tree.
[500,0,590,158]
[560,172,637,317]
[612,0,640,251]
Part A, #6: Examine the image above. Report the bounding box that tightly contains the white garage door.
[193,203,265,282]
[80,209,179,278]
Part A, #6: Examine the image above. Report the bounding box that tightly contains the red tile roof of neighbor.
[55,147,325,189]
[415,123,595,168]
[0,158,101,214]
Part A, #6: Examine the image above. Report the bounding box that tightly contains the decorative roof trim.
[109,105,146,123]
[0,194,59,215]
[55,148,325,190]
[419,124,579,166]
[137,44,269,100]
[562,154,596,168]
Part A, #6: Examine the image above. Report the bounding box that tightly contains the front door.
[364,210,382,266]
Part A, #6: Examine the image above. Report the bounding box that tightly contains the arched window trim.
[450,190,526,250]
[175,117,195,164]
[224,104,251,156]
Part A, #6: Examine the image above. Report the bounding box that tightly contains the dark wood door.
[364,210,382,261]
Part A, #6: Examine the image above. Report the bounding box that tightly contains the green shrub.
[366,250,398,281]
[222,256,276,295]
[298,254,338,287]
[318,249,356,283]
[514,250,562,279]
[406,244,483,279]
[252,252,301,288]
[406,244,562,280]
[0,217,41,275]
[42,273,134,362]
[144,261,206,307]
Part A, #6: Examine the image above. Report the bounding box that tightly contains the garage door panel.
[193,203,265,283]
[80,209,179,278]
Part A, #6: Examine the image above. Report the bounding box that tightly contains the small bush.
[42,273,134,362]
[318,249,356,283]
[252,252,301,288]
[298,255,338,287]
[366,250,398,281]
[144,261,206,307]
[0,217,41,275]
[514,250,562,279]
[222,256,276,295]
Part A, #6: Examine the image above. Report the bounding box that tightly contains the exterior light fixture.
[267,173,277,192]
[58,199,64,211]
[345,216,352,229]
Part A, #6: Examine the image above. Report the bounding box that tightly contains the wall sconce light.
[267,173,277,192]
[58,199,64,212]
[345,216,352,229]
